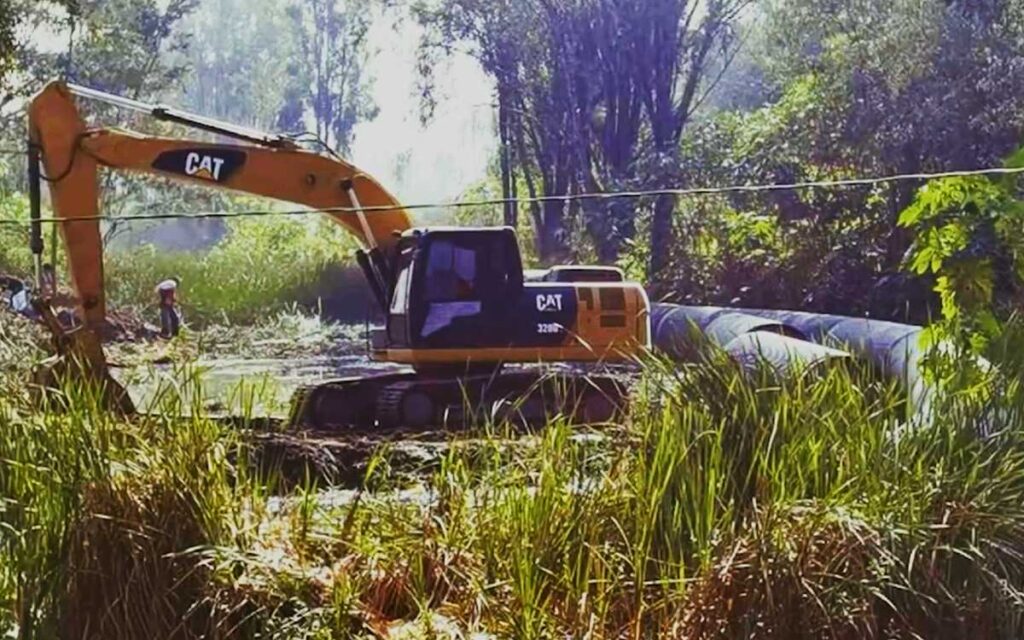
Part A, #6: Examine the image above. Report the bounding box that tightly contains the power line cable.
[0,165,1022,227]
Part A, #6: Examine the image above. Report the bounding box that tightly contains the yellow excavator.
[26,80,651,429]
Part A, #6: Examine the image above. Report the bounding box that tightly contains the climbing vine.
[899,148,1024,377]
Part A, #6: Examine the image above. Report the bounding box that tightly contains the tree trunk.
[498,91,517,228]
[538,199,569,264]
[886,154,922,267]
[584,198,629,265]
[585,203,616,264]
[608,195,636,263]
[509,101,544,258]
[648,192,676,297]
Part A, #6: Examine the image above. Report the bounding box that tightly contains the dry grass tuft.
[61,476,210,639]
[680,506,884,639]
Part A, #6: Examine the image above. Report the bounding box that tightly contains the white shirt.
[10,290,29,313]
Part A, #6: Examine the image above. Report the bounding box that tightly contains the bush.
[106,215,360,324]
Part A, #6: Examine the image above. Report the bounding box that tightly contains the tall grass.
[200,339,1024,638]
[107,217,360,325]
[0,357,256,639]
[4,320,1024,637]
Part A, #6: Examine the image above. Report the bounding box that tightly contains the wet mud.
[116,324,633,496]
[239,428,454,491]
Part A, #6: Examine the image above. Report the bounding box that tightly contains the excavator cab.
[385,227,523,350]
[372,225,649,369]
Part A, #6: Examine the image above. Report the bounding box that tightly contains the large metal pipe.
[731,308,928,413]
[651,305,850,380]
[651,304,933,419]
[723,331,850,379]
[651,305,799,359]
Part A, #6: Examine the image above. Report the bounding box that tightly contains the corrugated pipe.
[650,305,851,381]
[651,304,930,418]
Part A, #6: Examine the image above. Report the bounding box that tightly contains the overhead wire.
[0,165,1021,227]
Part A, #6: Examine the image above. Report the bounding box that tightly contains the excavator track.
[288,367,628,432]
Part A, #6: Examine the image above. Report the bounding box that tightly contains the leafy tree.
[418,0,747,266]
[899,148,1024,359]
[284,0,377,153]
[0,1,79,94]
[176,0,296,129]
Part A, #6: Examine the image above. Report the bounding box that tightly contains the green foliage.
[0,190,354,324]
[899,153,1024,359]
[107,215,360,324]
[0,1,77,91]
[0,195,33,276]
[641,0,1024,315]
[759,0,944,87]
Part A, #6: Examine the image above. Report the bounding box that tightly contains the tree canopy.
[418,0,749,269]
[2,0,1024,323]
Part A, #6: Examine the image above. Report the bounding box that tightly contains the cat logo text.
[151,148,247,184]
[184,153,228,181]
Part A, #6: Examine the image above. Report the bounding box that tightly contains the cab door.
[409,230,523,348]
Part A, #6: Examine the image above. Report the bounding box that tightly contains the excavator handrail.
[65,83,296,149]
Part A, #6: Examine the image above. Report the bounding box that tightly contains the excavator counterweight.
[26,80,651,429]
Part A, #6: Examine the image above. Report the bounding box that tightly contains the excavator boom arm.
[28,81,411,328]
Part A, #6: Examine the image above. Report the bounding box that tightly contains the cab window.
[390,264,412,314]
[424,240,478,302]
[390,247,415,314]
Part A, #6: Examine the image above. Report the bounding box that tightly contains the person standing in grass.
[6,279,39,320]
[156,276,181,338]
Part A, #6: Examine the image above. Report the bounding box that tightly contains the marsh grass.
[1,198,358,326]
[4,321,1024,638]
[0,349,260,638]
[104,217,360,325]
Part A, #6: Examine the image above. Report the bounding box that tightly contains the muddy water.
[259,430,614,504]
[110,324,626,499]
[114,337,405,418]
[190,354,404,412]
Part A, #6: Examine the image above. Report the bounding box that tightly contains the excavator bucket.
[29,298,135,416]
